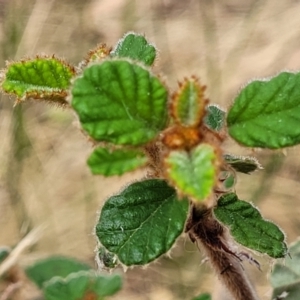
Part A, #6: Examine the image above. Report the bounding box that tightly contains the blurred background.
[1,0,300,299]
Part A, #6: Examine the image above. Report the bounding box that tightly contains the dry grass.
[1,0,300,299]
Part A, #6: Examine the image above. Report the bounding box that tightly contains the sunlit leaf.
[72,60,168,146]
[227,72,300,149]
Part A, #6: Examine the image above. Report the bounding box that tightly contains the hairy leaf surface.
[96,179,189,266]
[227,72,300,148]
[72,60,168,146]
[214,193,287,258]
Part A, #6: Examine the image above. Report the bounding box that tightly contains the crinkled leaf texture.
[271,239,300,300]
[165,144,218,202]
[96,179,189,266]
[111,32,156,66]
[204,105,225,132]
[43,271,122,300]
[227,72,300,149]
[25,256,91,289]
[2,57,75,104]
[214,193,287,258]
[88,147,147,176]
[72,60,168,146]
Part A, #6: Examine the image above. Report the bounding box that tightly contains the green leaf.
[43,271,122,300]
[88,147,147,176]
[191,293,211,300]
[271,240,300,300]
[95,179,189,266]
[219,171,236,190]
[227,72,300,149]
[204,105,225,131]
[214,193,287,258]
[223,154,262,174]
[2,57,75,105]
[25,256,91,289]
[171,77,206,126]
[111,32,156,66]
[72,60,168,146]
[0,246,10,263]
[165,144,218,202]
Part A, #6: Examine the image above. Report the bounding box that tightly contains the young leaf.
[25,256,91,289]
[2,57,75,105]
[43,271,122,300]
[223,154,262,174]
[171,77,206,127]
[214,193,287,258]
[227,72,300,149]
[164,144,218,202]
[203,105,225,131]
[87,147,147,176]
[95,179,189,266]
[271,239,300,300]
[111,32,156,66]
[72,60,168,146]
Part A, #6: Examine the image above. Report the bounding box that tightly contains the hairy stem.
[186,205,259,300]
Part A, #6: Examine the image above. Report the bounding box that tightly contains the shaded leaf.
[44,271,122,300]
[223,154,262,174]
[72,60,168,146]
[214,193,287,258]
[25,256,91,289]
[204,105,225,131]
[227,72,300,149]
[164,144,218,202]
[96,179,189,266]
[111,32,156,66]
[271,240,300,300]
[88,147,147,176]
[97,246,118,270]
[0,246,10,263]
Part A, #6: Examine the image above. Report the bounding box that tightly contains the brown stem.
[186,205,260,300]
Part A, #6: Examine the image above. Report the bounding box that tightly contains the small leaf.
[95,179,189,266]
[214,193,287,258]
[82,44,111,66]
[171,77,206,127]
[97,246,118,270]
[111,32,156,66]
[219,171,236,190]
[271,239,300,300]
[0,246,10,263]
[88,147,147,176]
[25,256,91,289]
[164,144,218,202]
[2,56,75,105]
[43,271,122,300]
[227,72,300,149]
[191,293,211,300]
[224,154,262,174]
[72,60,168,146]
[204,105,225,131]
